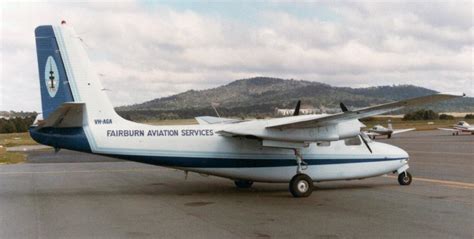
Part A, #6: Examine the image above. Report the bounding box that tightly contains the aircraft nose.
[394,145,409,159]
[373,142,409,159]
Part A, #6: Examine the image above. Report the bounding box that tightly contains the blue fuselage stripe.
[105,154,404,168]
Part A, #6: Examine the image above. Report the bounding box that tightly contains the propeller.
[339,102,349,112]
[293,100,301,116]
[340,102,371,153]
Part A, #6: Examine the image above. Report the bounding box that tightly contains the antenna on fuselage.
[211,102,221,118]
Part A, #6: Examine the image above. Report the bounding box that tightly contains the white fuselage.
[85,120,409,183]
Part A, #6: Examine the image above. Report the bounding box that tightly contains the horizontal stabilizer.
[36,102,85,128]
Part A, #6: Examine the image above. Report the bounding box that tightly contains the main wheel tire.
[398,172,412,186]
[289,174,313,197]
[234,179,253,188]
[387,134,392,139]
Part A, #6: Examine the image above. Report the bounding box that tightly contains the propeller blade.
[339,102,349,112]
[293,100,301,116]
[360,133,373,153]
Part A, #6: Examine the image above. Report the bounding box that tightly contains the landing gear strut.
[293,149,308,174]
[289,149,313,197]
[398,171,412,185]
[234,179,253,188]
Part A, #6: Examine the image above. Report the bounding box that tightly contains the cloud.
[0,1,472,112]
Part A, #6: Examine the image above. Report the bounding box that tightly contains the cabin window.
[317,141,331,147]
[344,136,362,146]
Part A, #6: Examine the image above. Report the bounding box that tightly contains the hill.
[116,77,473,120]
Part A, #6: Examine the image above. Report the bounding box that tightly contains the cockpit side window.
[344,136,362,146]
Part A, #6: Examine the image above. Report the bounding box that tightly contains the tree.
[403,110,438,121]
[439,114,454,120]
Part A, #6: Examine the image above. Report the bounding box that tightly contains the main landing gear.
[289,149,313,198]
[234,179,253,188]
[398,171,412,185]
[289,174,313,197]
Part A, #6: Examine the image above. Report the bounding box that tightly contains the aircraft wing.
[364,132,382,136]
[36,102,85,128]
[266,93,464,130]
[392,128,416,135]
[437,128,457,131]
[195,116,243,125]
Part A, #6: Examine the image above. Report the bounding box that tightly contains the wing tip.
[437,92,466,97]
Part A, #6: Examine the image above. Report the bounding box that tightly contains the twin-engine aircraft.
[438,121,474,135]
[30,23,464,197]
[365,121,416,139]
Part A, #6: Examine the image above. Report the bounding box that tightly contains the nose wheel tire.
[398,172,412,186]
[289,174,313,197]
[234,179,253,188]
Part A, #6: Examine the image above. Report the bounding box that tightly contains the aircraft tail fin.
[387,120,393,130]
[35,26,75,119]
[34,23,120,123]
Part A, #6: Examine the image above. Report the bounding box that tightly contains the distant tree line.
[402,110,471,121]
[0,111,37,118]
[0,116,36,133]
[403,110,439,120]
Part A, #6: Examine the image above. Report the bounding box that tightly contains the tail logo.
[44,56,59,97]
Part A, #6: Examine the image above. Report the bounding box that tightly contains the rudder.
[35,25,74,119]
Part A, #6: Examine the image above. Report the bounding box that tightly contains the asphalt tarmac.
[0,130,472,238]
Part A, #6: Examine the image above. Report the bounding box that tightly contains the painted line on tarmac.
[408,150,474,156]
[0,168,163,175]
[384,175,474,189]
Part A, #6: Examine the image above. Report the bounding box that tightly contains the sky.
[0,0,472,112]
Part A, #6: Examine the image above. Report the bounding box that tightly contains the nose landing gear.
[398,171,412,185]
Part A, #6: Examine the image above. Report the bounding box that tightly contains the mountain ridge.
[116,77,473,120]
